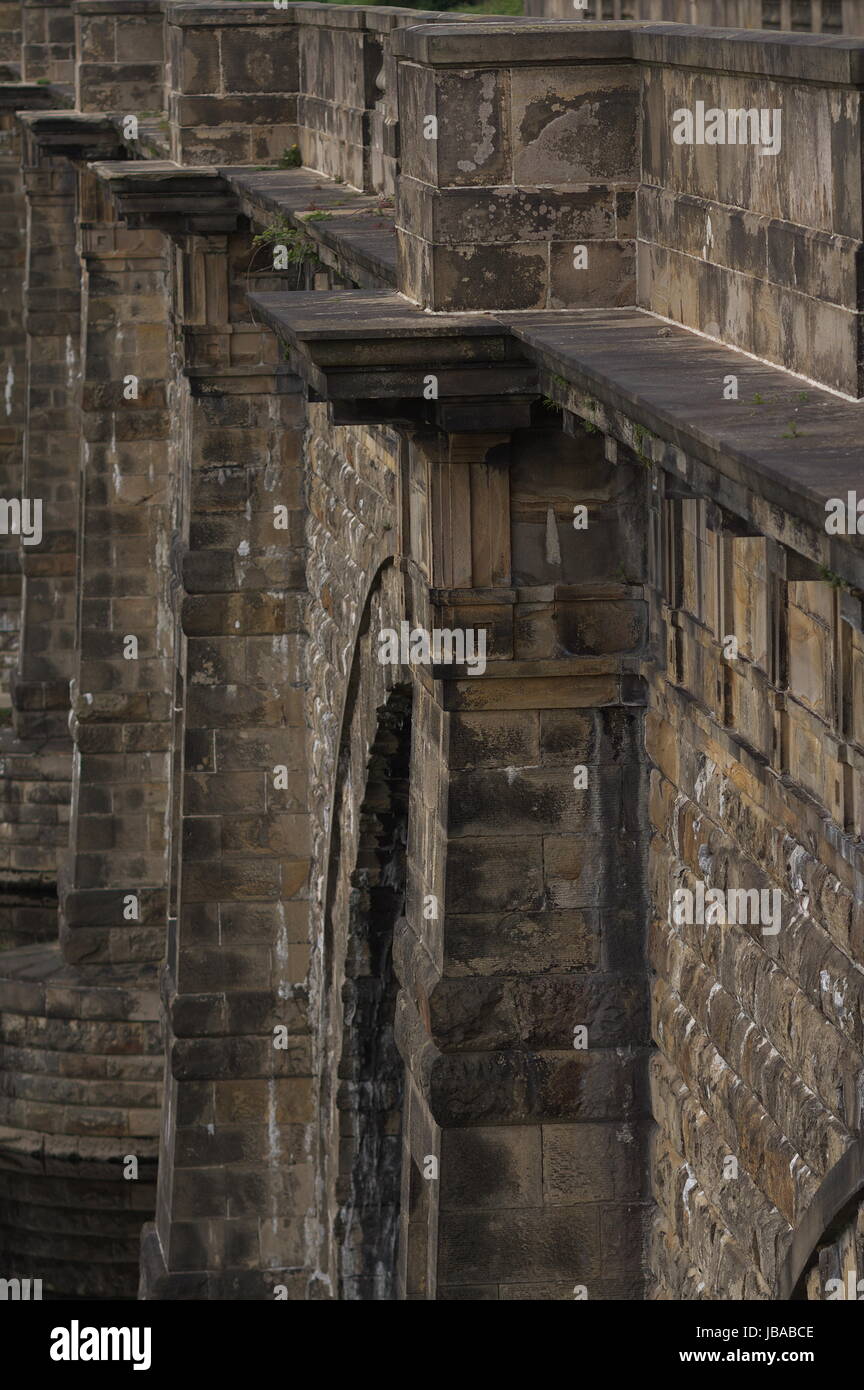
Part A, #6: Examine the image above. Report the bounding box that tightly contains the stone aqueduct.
[0,0,862,1301]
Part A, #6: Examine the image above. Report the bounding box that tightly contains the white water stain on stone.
[457,71,498,173]
[544,506,562,565]
[694,757,716,804]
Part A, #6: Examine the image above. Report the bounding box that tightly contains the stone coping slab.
[91,157,243,229]
[252,288,502,347]
[280,3,501,27]
[16,107,123,155]
[249,286,864,576]
[164,3,538,29]
[165,0,305,26]
[631,25,864,83]
[289,2,433,29]
[19,109,117,131]
[510,309,864,545]
[89,160,399,265]
[249,287,537,429]
[160,0,472,27]
[392,19,864,84]
[392,20,643,66]
[90,160,398,276]
[73,0,162,14]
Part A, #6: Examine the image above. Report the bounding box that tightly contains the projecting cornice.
[250,286,864,589]
[88,160,242,235]
[17,110,123,160]
[248,288,539,432]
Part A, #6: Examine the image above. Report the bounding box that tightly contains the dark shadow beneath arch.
[778,1135,864,1299]
[335,685,412,1300]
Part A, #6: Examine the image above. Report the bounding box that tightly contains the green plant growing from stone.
[280,145,302,168]
[249,215,323,291]
[580,395,601,432]
[253,216,315,259]
[819,565,851,591]
[632,423,655,467]
[782,420,801,438]
[538,377,568,416]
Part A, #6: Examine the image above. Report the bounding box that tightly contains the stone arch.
[334,684,412,1300]
[776,1137,864,1298]
[317,558,402,994]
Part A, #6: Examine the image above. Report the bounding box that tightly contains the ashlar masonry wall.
[645,471,864,1297]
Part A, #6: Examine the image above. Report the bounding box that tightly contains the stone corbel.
[18,108,124,161]
[248,287,539,433]
[88,158,242,237]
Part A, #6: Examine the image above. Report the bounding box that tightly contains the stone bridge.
[0,0,862,1302]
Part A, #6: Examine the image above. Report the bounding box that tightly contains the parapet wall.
[636,26,864,395]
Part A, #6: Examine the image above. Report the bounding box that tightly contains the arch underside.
[335,686,412,1301]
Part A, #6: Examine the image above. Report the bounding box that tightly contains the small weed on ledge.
[248,216,324,290]
[633,423,655,467]
[819,566,852,591]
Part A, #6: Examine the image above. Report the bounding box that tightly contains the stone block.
[542,1122,644,1202]
[440,1126,543,1210]
[511,63,640,185]
[438,1204,601,1285]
